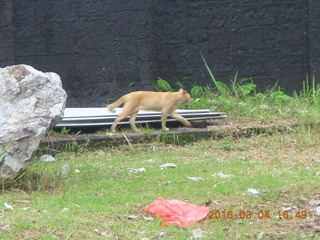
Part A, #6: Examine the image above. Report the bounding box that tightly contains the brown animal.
[107,89,192,132]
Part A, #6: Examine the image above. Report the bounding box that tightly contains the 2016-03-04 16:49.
[207,210,308,220]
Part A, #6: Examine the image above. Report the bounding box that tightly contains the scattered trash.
[22,207,30,211]
[257,232,264,239]
[141,159,156,163]
[315,171,320,176]
[61,164,70,174]
[4,203,13,211]
[151,231,165,239]
[216,158,224,163]
[192,229,205,239]
[143,216,154,222]
[150,144,156,152]
[313,206,320,216]
[75,169,81,173]
[216,171,232,179]
[160,163,177,170]
[40,155,55,162]
[187,177,204,182]
[282,206,292,211]
[309,200,320,206]
[145,198,210,227]
[93,229,113,238]
[61,208,69,212]
[247,188,259,198]
[128,215,138,220]
[130,168,146,173]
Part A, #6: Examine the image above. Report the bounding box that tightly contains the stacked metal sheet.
[55,108,226,130]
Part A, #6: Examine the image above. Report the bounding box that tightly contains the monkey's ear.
[180,88,187,94]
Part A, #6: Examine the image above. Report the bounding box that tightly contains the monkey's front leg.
[170,112,191,127]
[161,111,170,131]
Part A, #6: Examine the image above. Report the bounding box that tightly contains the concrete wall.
[1,0,319,107]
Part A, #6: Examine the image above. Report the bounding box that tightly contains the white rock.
[313,206,320,216]
[0,64,66,182]
[247,188,259,198]
[257,232,264,239]
[187,177,204,182]
[61,164,70,174]
[192,229,205,239]
[216,158,224,163]
[143,216,154,222]
[4,202,13,211]
[61,208,69,212]
[40,155,56,162]
[216,171,232,179]
[130,168,146,173]
[160,163,177,169]
[128,215,138,220]
[309,200,320,206]
[93,229,113,238]
[152,231,165,239]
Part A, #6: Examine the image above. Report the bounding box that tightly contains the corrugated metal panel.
[55,108,226,128]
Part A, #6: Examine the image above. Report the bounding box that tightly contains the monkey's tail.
[107,96,126,113]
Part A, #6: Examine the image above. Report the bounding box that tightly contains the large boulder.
[0,64,67,182]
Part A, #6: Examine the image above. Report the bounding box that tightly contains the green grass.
[1,126,320,239]
[3,61,320,239]
[151,58,320,127]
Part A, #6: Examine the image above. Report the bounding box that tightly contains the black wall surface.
[1,0,320,107]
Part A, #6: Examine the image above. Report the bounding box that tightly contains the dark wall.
[1,0,319,107]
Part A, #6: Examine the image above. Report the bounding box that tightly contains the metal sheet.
[55,108,226,129]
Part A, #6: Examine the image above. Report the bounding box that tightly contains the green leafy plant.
[153,78,175,92]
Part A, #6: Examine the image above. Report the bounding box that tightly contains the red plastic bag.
[145,198,210,227]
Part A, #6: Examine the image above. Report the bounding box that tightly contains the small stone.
[40,155,56,162]
[160,163,177,169]
[93,229,113,238]
[192,229,204,239]
[187,177,204,182]
[130,168,146,173]
[309,200,320,206]
[128,215,138,220]
[61,208,69,212]
[143,216,154,221]
[300,197,309,205]
[151,231,165,239]
[247,188,259,198]
[282,206,292,211]
[150,144,156,152]
[257,232,264,239]
[141,159,156,163]
[216,171,232,179]
[313,206,320,216]
[61,164,70,174]
[4,202,13,211]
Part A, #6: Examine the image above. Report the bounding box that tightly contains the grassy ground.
[1,123,320,239]
[2,73,320,239]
